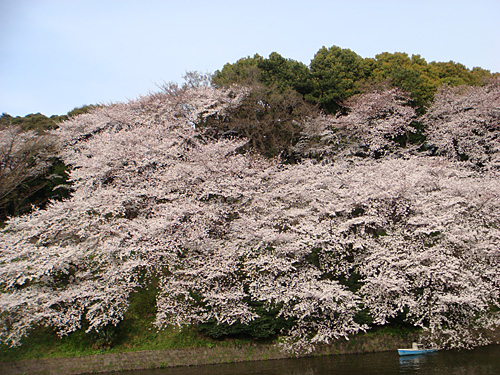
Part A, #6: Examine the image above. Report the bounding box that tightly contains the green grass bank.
[0,327,420,375]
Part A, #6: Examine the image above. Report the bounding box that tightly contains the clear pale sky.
[1,0,499,117]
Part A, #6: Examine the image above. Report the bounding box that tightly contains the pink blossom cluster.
[423,81,500,168]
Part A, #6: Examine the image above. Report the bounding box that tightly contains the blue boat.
[398,342,438,356]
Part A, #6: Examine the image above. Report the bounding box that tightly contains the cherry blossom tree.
[155,155,500,351]
[0,126,58,219]
[233,157,500,350]
[334,88,417,156]
[292,88,418,162]
[1,84,500,354]
[0,85,252,346]
[422,79,500,168]
[322,158,500,349]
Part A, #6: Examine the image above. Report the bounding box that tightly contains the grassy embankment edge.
[0,319,418,363]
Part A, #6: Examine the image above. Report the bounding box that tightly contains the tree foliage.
[0,113,59,133]
[201,82,316,158]
[212,54,263,87]
[307,46,368,113]
[214,46,498,114]
[0,105,97,134]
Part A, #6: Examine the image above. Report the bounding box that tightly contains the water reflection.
[398,353,435,374]
[108,345,500,375]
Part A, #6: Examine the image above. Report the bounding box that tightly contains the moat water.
[111,344,500,375]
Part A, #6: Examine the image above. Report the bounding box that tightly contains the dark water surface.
[111,344,500,375]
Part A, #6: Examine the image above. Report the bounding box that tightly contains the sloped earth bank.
[2,329,499,375]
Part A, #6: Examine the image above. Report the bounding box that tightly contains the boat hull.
[398,348,438,356]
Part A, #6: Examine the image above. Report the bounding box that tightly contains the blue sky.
[1,0,499,117]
